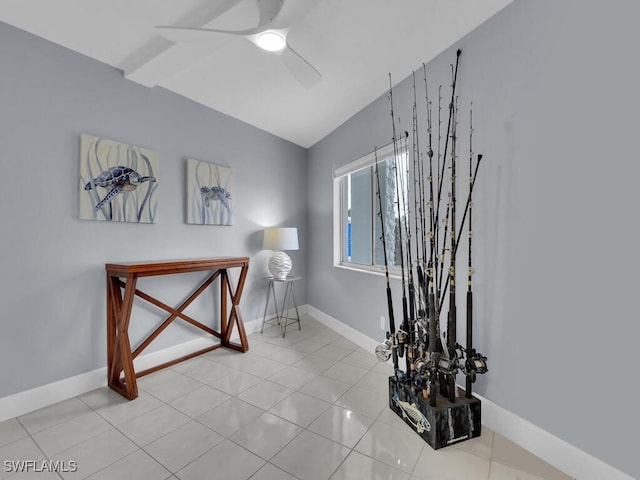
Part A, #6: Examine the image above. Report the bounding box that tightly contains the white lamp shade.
[263,227,299,251]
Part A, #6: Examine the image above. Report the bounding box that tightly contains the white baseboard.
[0,316,261,423]
[0,368,107,424]
[476,392,632,480]
[306,305,633,480]
[307,305,379,352]
[1,307,632,480]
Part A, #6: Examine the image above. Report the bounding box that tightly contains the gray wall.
[307,1,638,477]
[0,22,307,399]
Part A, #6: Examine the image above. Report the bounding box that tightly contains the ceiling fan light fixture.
[256,31,286,52]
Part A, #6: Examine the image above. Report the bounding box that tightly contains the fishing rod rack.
[374,49,488,449]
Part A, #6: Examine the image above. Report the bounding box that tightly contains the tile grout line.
[3,316,563,480]
[238,324,373,479]
[11,416,65,480]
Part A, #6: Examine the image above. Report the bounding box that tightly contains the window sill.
[334,262,401,279]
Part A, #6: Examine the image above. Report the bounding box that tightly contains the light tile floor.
[0,314,574,480]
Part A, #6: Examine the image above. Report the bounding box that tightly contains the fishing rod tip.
[456,49,462,56]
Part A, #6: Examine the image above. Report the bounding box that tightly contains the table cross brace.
[106,258,249,400]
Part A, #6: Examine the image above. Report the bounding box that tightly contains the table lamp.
[263,227,299,280]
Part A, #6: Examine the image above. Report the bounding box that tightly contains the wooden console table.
[105,257,249,400]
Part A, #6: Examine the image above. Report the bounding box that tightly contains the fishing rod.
[437,84,443,177]
[465,105,475,398]
[433,81,458,402]
[429,85,449,394]
[434,84,442,283]
[374,147,399,374]
[433,50,461,255]
[399,129,417,376]
[413,73,433,372]
[411,72,423,271]
[388,73,410,369]
[407,97,431,389]
[432,84,445,385]
[410,75,421,270]
[418,66,443,406]
[445,95,460,403]
[437,61,460,296]
[427,84,440,299]
[399,121,420,385]
[427,259,439,406]
[417,68,430,281]
[436,79,456,300]
[411,73,426,340]
[432,52,462,331]
[431,85,449,372]
[437,194,451,298]
[413,73,430,334]
[436,200,451,400]
[438,153,482,312]
[422,64,436,312]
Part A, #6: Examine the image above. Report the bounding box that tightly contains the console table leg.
[107,276,127,387]
[108,276,139,400]
[106,275,118,385]
[232,304,249,352]
[223,266,249,352]
[221,271,228,344]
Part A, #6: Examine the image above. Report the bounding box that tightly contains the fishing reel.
[375,338,393,362]
[434,345,463,376]
[450,343,465,362]
[413,353,446,381]
[436,356,459,376]
[463,351,488,383]
[374,328,406,362]
[396,329,408,358]
[413,356,429,376]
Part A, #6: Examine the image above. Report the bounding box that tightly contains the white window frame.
[332,141,406,276]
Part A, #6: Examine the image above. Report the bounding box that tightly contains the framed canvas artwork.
[79,134,159,223]
[186,158,233,226]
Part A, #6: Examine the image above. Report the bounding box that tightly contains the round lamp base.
[268,251,292,280]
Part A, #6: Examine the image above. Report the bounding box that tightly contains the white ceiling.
[0,0,512,147]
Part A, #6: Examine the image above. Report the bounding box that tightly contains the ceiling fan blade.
[256,0,285,28]
[281,45,322,88]
[156,0,285,44]
[155,25,244,42]
[271,0,322,29]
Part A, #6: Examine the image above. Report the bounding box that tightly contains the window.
[333,141,409,274]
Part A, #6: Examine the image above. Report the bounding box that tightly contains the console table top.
[105,257,250,277]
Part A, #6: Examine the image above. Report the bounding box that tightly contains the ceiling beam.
[120,0,244,87]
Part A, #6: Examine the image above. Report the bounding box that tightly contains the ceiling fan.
[155,0,323,88]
